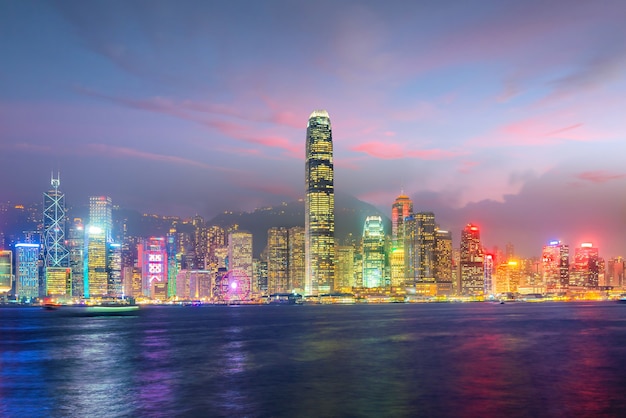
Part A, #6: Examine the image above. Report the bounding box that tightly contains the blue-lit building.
[15,243,40,301]
[167,233,178,298]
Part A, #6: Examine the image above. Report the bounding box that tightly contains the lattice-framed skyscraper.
[43,173,70,296]
[43,173,69,269]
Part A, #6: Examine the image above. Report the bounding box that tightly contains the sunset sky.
[2,0,626,257]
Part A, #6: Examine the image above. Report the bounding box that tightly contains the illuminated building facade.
[415,212,436,284]
[67,219,84,297]
[254,260,268,294]
[305,109,335,295]
[495,260,522,294]
[484,254,494,295]
[362,216,385,288]
[45,267,71,296]
[335,245,356,290]
[404,215,417,285]
[228,231,253,294]
[207,225,226,270]
[139,237,168,298]
[434,229,453,295]
[192,216,207,269]
[288,226,305,293]
[89,196,113,243]
[166,233,178,298]
[131,267,142,297]
[0,250,13,295]
[15,243,40,300]
[391,194,413,286]
[606,257,624,288]
[392,194,413,247]
[43,174,69,296]
[43,173,69,269]
[541,241,569,292]
[176,270,212,299]
[107,243,122,297]
[460,224,484,295]
[572,243,600,289]
[405,212,437,287]
[267,227,289,294]
[85,226,107,298]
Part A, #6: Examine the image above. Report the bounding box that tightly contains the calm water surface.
[2,302,626,417]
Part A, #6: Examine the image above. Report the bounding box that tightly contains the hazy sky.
[2,0,626,257]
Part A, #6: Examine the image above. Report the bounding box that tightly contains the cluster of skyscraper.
[302,110,617,298]
[0,110,621,303]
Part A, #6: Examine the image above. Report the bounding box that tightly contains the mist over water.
[2,303,626,417]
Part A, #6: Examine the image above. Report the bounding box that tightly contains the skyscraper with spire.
[43,173,70,296]
[305,110,335,295]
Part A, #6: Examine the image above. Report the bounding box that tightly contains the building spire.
[51,171,60,189]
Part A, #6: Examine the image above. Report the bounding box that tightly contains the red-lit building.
[571,243,600,289]
[460,224,484,296]
[541,241,569,292]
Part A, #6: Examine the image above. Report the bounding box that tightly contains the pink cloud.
[75,87,302,155]
[458,160,480,174]
[85,144,237,172]
[470,114,606,147]
[207,120,299,155]
[352,141,460,160]
[577,171,626,184]
[544,123,584,137]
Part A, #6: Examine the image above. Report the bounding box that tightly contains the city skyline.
[2,1,626,257]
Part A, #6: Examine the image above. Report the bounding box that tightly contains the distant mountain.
[209,192,390,257]
[1,194,391,259]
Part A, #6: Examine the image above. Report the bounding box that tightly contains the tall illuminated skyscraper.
[288,226,305,293]
[391,194,413,247]
[43,173,70,296]
[43,173,69,268]
[434,229,453,295]
[362,216,385,288]
[415,212,436,284]
[207,225,226,270]
[107,243,122,297]
[541,240,569,292]
[460,224,484,296]
[166,233,178,298]
[390,194,413,286]
[89,196,113,243]
[404,212,436,287]
[67,219,85,297]
[85,225,107,298]
[267,227,289,294]
[228,231,253,292]
[305,110,334,295]
[572,242,600,289]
